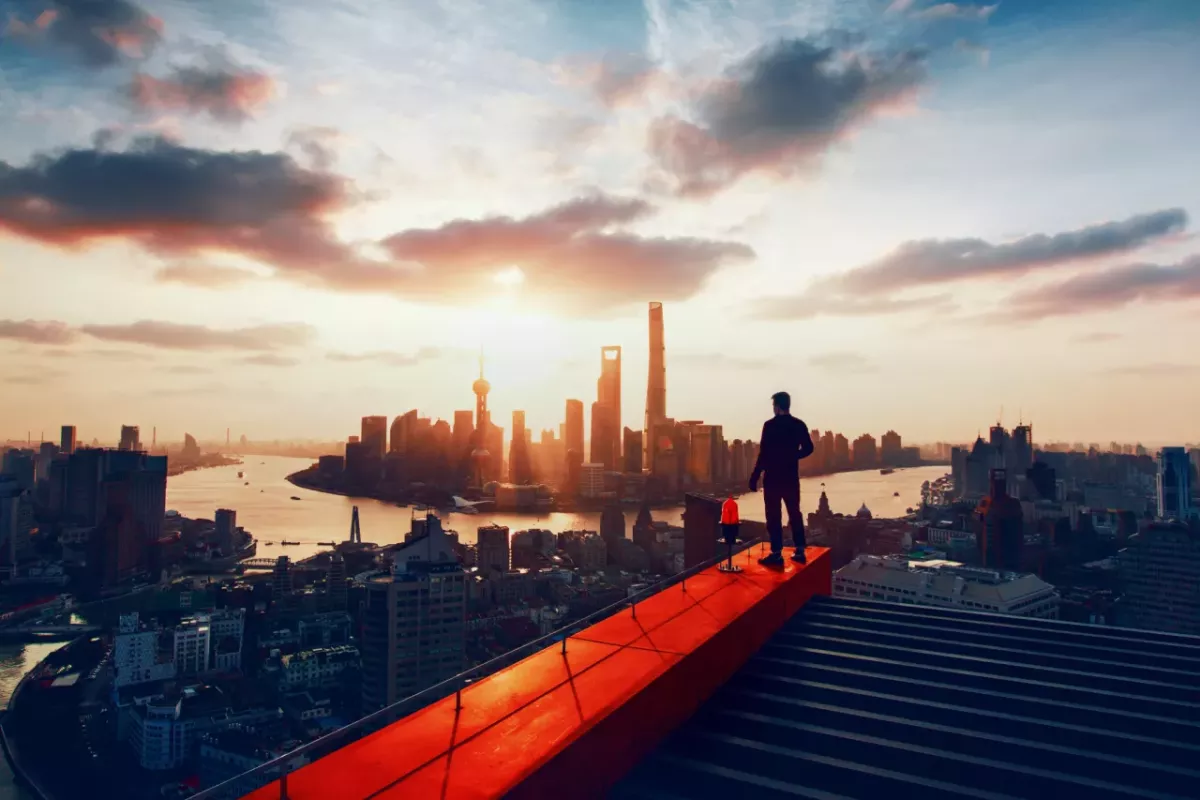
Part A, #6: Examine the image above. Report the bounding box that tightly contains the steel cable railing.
[190,534,767,799]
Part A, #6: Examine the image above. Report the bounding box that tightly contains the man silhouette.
[749,391,814,566]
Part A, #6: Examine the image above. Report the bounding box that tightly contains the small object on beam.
[718,496,742,573]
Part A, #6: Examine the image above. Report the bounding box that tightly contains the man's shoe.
[791,549,808,564]
[758,552,785,567]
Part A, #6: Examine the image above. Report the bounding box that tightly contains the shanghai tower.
[644,302,666,472]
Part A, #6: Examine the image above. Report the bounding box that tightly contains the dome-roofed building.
[856,503,873,520]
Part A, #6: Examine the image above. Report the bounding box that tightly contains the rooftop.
[208,544,1200,800]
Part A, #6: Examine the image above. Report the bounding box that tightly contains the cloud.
[886,0,916,12]
[808,352,877,374]
[6,0,163,67]
[647,37,926,197]
[326,347,443,367]
[1073,331,1120,344]
[79,321,316,351]
[380,193,754,310]
[753,293,956,321]
[240,354,300,367]
[4,369,68,386]
[917,3,999,21]
[287,127,343,171]
[128,60,275,124]
[0,319,77,344]
[816,209,1188,299]
[164,364,212,375]
[1005,256,1200,320]
[954,39,990,67]
[155,263,260,288]
[580,54,662,107]
[673,352,770,369]
[1105,363,1200,377]
[0,135,357,280]
[0,138,748,313]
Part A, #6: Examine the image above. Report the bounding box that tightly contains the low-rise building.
[199,726,307,793]
[113,613,176,688]
[834,554,1059,618]
[127,685,281,770]
[273,645,359,691]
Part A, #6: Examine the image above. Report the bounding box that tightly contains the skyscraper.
[1118,520,1200,635]
[623,428,643,474]
[592,346,622,470]
[0,476,34,567]
[509,411,532,484]
[477,524,510,573]
[452,410,475,457]
[644,302,666,473]
[60,425,77,455]
[1157,447,1193,520]
[564,399,584,461]
[976,469,1023,571]
[361,515,465,710]
[473,355,491,431]
[119,425,140,452]
[361,416,388,460]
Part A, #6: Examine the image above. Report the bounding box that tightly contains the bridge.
[0,623,100,641]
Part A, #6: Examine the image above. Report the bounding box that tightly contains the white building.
[578,462,605,498]
[127,686,280,770]
[114,613,177,688]
[208,608,245,672]
[277,645,358,690]
[173,616,211,675]
[834,554,1060,619]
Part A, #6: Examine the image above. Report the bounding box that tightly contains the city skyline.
[3,1,1200,444]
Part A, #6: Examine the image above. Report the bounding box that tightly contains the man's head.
[771,391,791,416]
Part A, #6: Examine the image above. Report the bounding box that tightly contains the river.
[1,642,63,800]
[166,456,946,561]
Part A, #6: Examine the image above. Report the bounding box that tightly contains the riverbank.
[166,453,242,478]
[285,461,949,512]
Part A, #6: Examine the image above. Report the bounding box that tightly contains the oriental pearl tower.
[471,352,491,488]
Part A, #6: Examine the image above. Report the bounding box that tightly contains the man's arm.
[797,422,815,461]
[749,422,768,489]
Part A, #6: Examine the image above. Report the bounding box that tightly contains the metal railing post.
[279,770,288,800]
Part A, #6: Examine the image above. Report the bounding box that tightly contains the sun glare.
[493,266,526,287]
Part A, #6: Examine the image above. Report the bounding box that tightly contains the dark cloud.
[380,193,753,310]
[808,351,877,374]
[128,61,275,123]
[155,263,260,288]
[917,3,999,21]
[819,209,1187,298]
[80,321,316,351]
[326,347,443,367]
[1005,256,1200,320]
[0,319,77,344]
[6,0,163,67]
[648,38,926,197]
[240,354,300,367]
[0,135,356,280]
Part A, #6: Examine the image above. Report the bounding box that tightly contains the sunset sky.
[2,0,1198,446]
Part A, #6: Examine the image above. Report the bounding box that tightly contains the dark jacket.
[751,414,814,486]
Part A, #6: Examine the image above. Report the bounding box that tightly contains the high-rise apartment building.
[579,463,605,497]
[622,428,643,474]
[120,425,141,451]
[0,476,34,567]
[361,416,388,460]
[590,347,622,470]
[644,302,666,473]
[976,469,1023,571]
[60,425,77,455]
[452,410,475,457]
[852,434,877,467]
[509,411,532,484]
[361,515,466,710]
[564,400,584,461]
[880,430,902,466]
[476,524,510,574]
[1157,447,1193,520]
[388,411,417,455]
[1118,520,1200,635]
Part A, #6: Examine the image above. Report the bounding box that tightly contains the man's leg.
[763,483,784,555]
[783,483,806,561]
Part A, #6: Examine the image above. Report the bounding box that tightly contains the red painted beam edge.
[507,548,833,800]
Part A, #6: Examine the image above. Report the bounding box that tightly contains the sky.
[2,0,1199,447]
